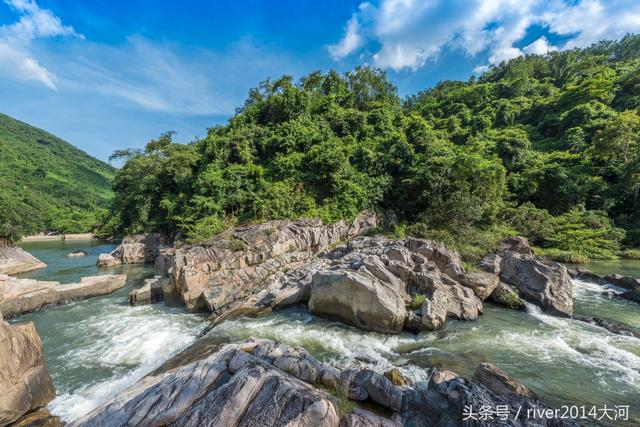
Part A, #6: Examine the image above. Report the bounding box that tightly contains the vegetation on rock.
[98,36,640,259]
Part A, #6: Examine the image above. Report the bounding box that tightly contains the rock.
[573,315,640,338]
[620,288,640,303]
[569,267,606,285]
[159,212,379,313]
[499,252,573,317]
[473,362,536,399]
[457,271,499,300]
[499,236,533,256]
[0,318,56,425]
[429,369,460,385]
[489,281,526,310]
[309,269,407,334]
[0,274,127,318]
[404,238,464,278]
[478,253,502,275]
[419,275,482,331]
[70,339,344,427]
[67,250,89,257]
[384,369,410,387]
[340,368,403,412]
[0,242,46,275]
[97,233,169,267]
[340,408,401,427]
[128,276,166,306]
[8,407,62,427]
[604,274,640,291]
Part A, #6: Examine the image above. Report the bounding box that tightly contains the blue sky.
[1,0,639,162]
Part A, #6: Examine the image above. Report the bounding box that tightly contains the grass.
[621,249,640,260]
[537,248,591,264]
[410,294,425,310]
[329,386,356,417]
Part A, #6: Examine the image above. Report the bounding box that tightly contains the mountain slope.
[0,113,115,240]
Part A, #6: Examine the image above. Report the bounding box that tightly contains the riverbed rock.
[573,315,640,338]
[67,250,89,257]
[604,274,640,291]
[472,362,536,399]
[0,274,127,318]
[161,212,379,313]
[620,288,640,304]
[489,281,526,309]
[0,317,56,426]
[309,268,408,334]
[458,271,499,300]
[128,276,166,306]
[7,407,62,427]
[340,408,401,427]
[498,236,534,256]
[0,242,46,275]
[498,252,573,317]
[97,233,169,267]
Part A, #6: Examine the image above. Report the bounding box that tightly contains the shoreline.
[21,233,96,242]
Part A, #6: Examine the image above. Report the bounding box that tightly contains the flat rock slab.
[0,274,127,318]
[0,245,46,275]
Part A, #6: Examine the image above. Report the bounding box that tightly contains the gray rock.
[97,233,168,267]
[128,276,166,306]
[620,288,640,303]
[0,317,56,425]
[478,253,502,275]
[67,250,89,257]
[340,408,401,427]
[499,252,573,317]
[458,271,499,300]
[499,236,534,256]
[0,243,46,275]
[573,315,640,338]
[489,281,525,310]
[473,362,536,399]
[0,274,127,318]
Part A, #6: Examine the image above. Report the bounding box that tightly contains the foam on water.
[48,304,204,422]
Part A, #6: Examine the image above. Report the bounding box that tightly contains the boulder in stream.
[0,312,56,426]
[97,233,169,267]
[0,274,127,318]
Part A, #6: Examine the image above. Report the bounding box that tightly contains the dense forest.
[0,114,115,241]
[103,35,639,261]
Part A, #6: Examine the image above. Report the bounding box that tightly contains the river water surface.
[12,241,640,425]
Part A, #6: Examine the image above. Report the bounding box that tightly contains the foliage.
[102,36,640,259]
[410,293,425,309]
[0,114,114,241]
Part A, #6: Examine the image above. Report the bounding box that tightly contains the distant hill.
[0,113,115,240]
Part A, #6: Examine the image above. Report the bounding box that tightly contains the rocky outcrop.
[498,236,534,256]
[207,235,481,333]
[0,274,126,318]
[97,234,168,267]
[498,252,573,317]
[72,337,574,427]
[159,212,379,313]
[472,362,536,399]
[7,408,62,427]
[457,271,499,300]
[0,313,56,426]
[0,243,46,275]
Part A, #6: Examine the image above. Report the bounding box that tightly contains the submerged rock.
[499,252,573,317]
[0,242,46,275]
[97,233,169,267]
[0,274,127,318]
[0,313,56,426]
[573,315,640,338]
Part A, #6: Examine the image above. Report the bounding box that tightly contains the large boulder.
[309,268,408,334]
[498,252,573,317]
[0,274,127,318]
[0,242,46,275]
[457,271,499,300]
[97,233,169,267]
[489,281,525,310]
[498,236,534,256]
[0,315,56,426]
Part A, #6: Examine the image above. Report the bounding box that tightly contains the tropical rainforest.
[0,113,115,241]
[4,35,640,262]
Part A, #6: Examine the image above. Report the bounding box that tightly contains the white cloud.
[330,0,640,72]
[0,0,80,89]
[523,36,557,55]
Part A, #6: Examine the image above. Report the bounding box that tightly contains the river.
[12,241,640,425]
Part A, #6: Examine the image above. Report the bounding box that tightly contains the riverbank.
[21,233,96,242]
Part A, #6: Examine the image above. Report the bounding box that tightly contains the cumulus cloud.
[0,0,80,89]
[330,0,640,71]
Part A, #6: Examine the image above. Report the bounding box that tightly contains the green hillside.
[0,113,115,240]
